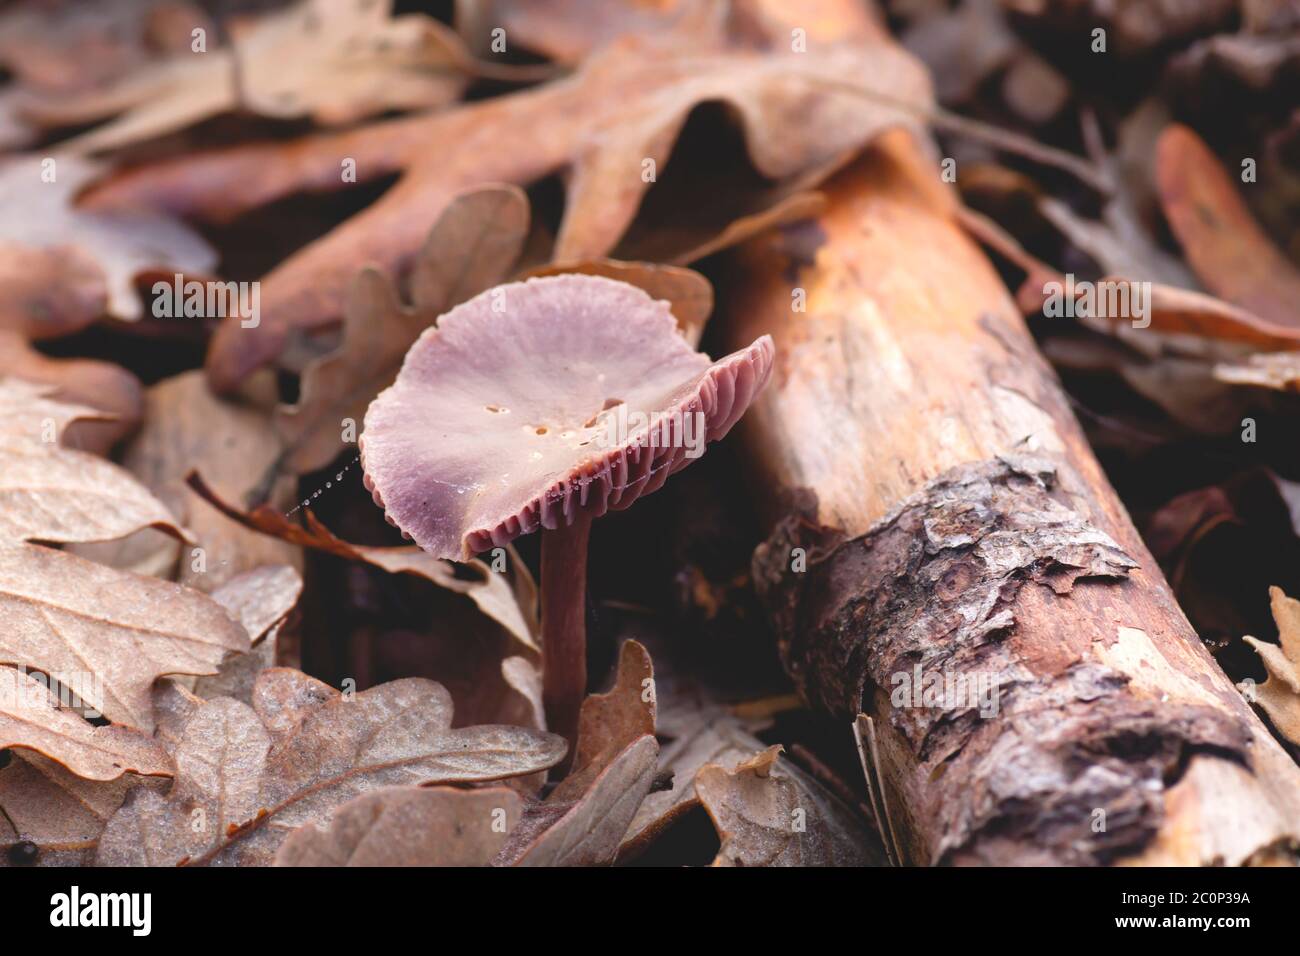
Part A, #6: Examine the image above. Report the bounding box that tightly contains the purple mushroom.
[361,274,774,753]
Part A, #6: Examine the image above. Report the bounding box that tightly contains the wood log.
[715,6,1300,866]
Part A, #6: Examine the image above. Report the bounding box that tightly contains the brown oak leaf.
[0,541,248,731]
[696,744,880,866]
[96,669,567,865]
[1241,587,1300,745]
[0,665,172,781]
[273,785,523,866]
[84,31,930,390]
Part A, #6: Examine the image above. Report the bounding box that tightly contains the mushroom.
[360,274,774,754]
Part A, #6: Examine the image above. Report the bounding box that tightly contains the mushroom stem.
[540,510,592,766]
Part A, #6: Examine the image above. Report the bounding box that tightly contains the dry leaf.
[0,155,215,321]
[31,0,472,155]
[0,332,143,454]
[85,32,930,389]
[567,639,656,788]
[0,0,207,95]
[620,707,761,856]
[0,379,109,447]
[462,0,718,63]
[0,246,104,342]
[1156,124,1300,330]
[494,735,659,866]
[1241,587,1300,745]
[0,541,248,730]
[0,665,172,781]
[1214,352,1300,392]
[696,744,878,866]
[0,749,163,867]
[97,670,567,865]
[276,185,529,474]
[493,640,659,865]
[273,785,523,866]
[188,473,539,651]
[84,371,300,592]
[0,380,185,545]
[96,696,268,866]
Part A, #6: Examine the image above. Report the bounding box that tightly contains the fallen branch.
[715,2,1300,867]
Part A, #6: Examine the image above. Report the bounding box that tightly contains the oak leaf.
[84,32,930,389]
[76,372,300,592]
[0,155,216,322]
[0,333,143,455]
[192,565,304,703]
[1242,587,1300,745]
[696,744,879,867]
[0,749,164,867]
[96,670,567,865]
[0,541,248,731]
[0,665,172,781]
[273,785,523,866]
[494,641,659,865]
[26,0,473,155]
[0,380,185,546]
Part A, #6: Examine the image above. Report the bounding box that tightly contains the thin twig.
[822,79,1114,195]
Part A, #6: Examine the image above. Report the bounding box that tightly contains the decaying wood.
[718,6,1300,867]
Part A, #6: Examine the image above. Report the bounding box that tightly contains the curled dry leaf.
[494,735,659,867]
[0,378,184,546]
[31,0,473,155]
[494,640,658,866]
[0,541,248,731]
[612,619,879,863]
[0,750,164,867]
[695,744,879,867]
[1241,587,1300,745]
[0,379,109,447]
[273,785,523,866]
[0,665,171,782]
[0,155,216,321]
[96,669,567,865]
[1156,124,1300,330]
[566,639,656,790]
[85,31,929,390]
[188,473,539,651]
[276,185,529,475]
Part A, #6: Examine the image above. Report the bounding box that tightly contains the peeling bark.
[755,457,1250,864]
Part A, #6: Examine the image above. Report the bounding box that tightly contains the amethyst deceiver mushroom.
[360,274,774,750]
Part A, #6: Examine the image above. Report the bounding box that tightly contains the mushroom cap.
[360,274,774,560]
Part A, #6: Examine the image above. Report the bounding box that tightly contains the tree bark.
[714,8,1300,865]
